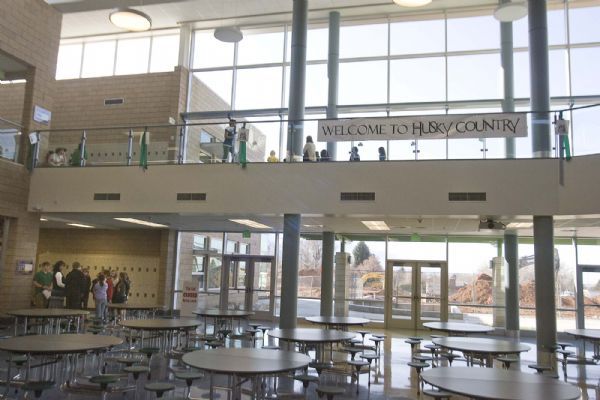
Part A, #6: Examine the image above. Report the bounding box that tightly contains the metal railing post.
[126,129,133,166]
[79,130,87,167]
[178,125,185,165]
[30,131,40,170]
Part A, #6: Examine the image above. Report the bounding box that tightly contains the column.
[286,0,308,161]
[500,0,516,158]
[326,11,340,161]
[528,0,552,158]
[320,232,335,316]
[280,214,301,328]
[178,23,192,68]
[504,232,520,337]
[533,216,557,363]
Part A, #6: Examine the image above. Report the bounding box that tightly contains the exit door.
[385,260,448,329]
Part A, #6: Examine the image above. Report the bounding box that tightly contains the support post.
[533,216,556,363]
[79,130,87,167]
[326,11,340,161]
[320,232,335,317]
[126,129,133,166]
[504,232,520,337]
[528,0,552,158]
[500,0,516,158]
[280,214,301,329]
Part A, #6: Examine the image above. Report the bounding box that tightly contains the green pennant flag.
[140,130,148,170]
[561,135,571,161]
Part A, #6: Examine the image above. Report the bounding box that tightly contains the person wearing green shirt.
[33,261,53,308]
[69,144,88,167]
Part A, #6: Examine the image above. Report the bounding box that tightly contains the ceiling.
[38,212,600,238]
[48,0,518,38]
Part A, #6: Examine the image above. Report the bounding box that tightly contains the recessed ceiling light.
[392,0,432,7]
[361,221,390,231]
[214,27,243,43]
[67,223,94,228]
[506,222,534,228]
[303,224,324,228]
[114,218,168,228]
[40,218,48,221]
[493,2,527,22]
[229,219,271,229]
[109,7,152,32]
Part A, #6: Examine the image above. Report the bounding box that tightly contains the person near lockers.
[65,262,85,309]
[81,268,92,309]
[92,274,108,321]
[32,261,53,308]
[48,260,66,308]
[112,272,130,304]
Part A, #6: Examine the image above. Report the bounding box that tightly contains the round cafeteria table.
[305,316,370,331]
[7,308,90,335]
[432,337,530,367]
[421,367,581,400]
[269,328,356,362]
[0,334,123,393]
[423,321,494,336]
[182,348,310,399]
[107,304,163,320]
[120,318,201,349]
[193,309,254,335]
[566,329,600,358]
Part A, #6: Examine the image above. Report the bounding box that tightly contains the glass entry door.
[576,265,600,329]
[385,260,448,329]
[221,255,275,319]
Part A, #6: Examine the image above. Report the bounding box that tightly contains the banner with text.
[317,113,527,142]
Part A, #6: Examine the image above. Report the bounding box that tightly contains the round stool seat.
[372,334,387,339]
[115,356,143,366]
[407,361,429,370]
[413,355,433,362]
[293,374,319,388]
[422,389,453,399]
[347,359,369,368]
[145,382,176,398]
[342,346,362,360]
[9,355,28,366]
[360,352,380,362]
[22,380,55,398]
[174,370,203,385]
[370,337,385,343]
[182,346,203,352]
[248,323,261,330]
[206,340,224,348]
[261,345,280,350]
[528,364,553,374]
[430,335,444,339]
[408,336,422,341]
[218,329,232,337]
[246,329,259,335]
[309,361,334,375]
[315,385,345,399]
[349,338,362,345]
[405,339,421,346]
[139,347,160,356]
[424,344,441,350]
[556,349,574,357]
[496,356,519,369]
[90,374,121,390]
[556,342,573,350]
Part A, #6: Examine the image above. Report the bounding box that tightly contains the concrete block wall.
[37,229,167,307]
[0,83,26,125]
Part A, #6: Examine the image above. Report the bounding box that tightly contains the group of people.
[33,261,131,321]
[46,145,88,167]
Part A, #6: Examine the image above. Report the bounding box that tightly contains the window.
[81,41,116,78]
[207,257,222,290]
[339,61,387,105]
[569,6,600,44]
[226,240,237,254]
[115,37,151,75]
[193,30,234,68]
[447,54,502,101]
[237,28,285,65]
[209,235,223,252]
[150,35,179,72]
[235,67,283,109]
[340,23,388,58]
[447,15,499,51]
[193,235,207,250]
[192,71,233,110]
[389,57,446,103]
[572,106,600,156]
[56,44,82,79]
[570,47,600,96]
[390,19,445,55]
[285,64,328,107]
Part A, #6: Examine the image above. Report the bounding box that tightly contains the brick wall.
[0,83,25,125]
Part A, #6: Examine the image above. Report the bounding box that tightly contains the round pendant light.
[392,0,432,7]
[493,2,528,22]
[214,26,243,43]
[109,7,152,32]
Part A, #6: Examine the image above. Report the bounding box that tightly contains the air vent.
[340,192,375,201]
[448,192,486,201]
[177,193,207,201]
[93,193,121,201]
[104,98,124,106]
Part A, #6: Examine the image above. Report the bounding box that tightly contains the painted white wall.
[27,155,600,216]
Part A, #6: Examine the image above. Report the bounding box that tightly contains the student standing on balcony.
[302,136,316,162]
[222,119,236,163]
[378,146,386,161]
[349,146,360,161]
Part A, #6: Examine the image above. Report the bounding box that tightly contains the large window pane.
[115,37,150,75]
[285,64,327,107]
[193,30,234,68]
[447,15,499,51]
[448,54,502,100]
[569,6,600,44]
[513,9,566,47]
[235,67,283,109]
[191,71,232,110]
[340,23,388,58]
[339,61,387,105]
[513,50,530,99]
[286,27,329,61]
[571,47,600,96]
[390,57,445,103]
[388,237,447,261]
[513,49,569,98]
[572,106,600,156]
[81,41,116,78]
[150,35,179,72]
[298,238,322,301]
[238,28,285,65]
[56,44,82,79]
[390,19,445,55]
